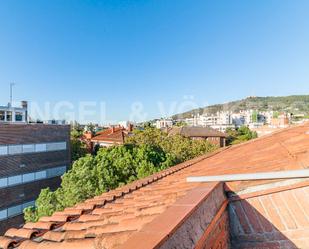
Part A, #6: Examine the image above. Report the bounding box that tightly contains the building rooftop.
[1,123,309,249]
[91,127,128,144]
[168,126,227,138]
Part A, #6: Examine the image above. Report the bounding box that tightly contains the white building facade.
[0,102,27,123]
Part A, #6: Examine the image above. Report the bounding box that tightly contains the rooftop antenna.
[9,82,15,107]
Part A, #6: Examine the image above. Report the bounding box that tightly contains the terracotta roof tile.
[23,222,58,231]
[0,236,18,249]
[5,228,38,239]
[91,127,127,144]
[2,123,309,248]
[18,239,97,249]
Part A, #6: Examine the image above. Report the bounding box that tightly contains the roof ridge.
[0,148,228,249]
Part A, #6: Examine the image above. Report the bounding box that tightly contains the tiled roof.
[1,123,309,249]
[168,126,227,138]
[91,127,126,144]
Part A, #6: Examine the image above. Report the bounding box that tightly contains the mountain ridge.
[172,95,309,119]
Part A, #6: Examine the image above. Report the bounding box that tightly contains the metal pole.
[186,169,309,182]
[10,82,15,107]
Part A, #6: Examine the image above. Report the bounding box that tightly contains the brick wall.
[0,151,70,178]
[0,215,24,235]
[196,210,230,249]
[0,177,61,209]
[229,183,309,249]
[0,123,70,234]
[0,123,70,145]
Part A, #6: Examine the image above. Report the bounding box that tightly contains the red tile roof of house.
[1,123,309,249]
[91,127,127,144]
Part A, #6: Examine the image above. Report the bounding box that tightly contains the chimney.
[128,123,133,132]
[111,126,115,133]
[84,131,93,140]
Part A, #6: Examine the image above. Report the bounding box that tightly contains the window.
[22,144,35,153]
[58,142,67,150]
[6,111,12,122]
[0,178,7,188]
[46,142,66,151]
[0,111,4,121]
[0,200,35,221]
[8,145,22,155]
[0,209,7,221]
[35,170,47,180]
[7,205,22,217]
[0,166,67,189]
[8,175,22,186]
[15,112,23,122]
[35,143,47,152]
[0,141,67,157]
[22,173,35,183]
[0,146,8,155]
[47,166,66,177]
[22,201,35,209]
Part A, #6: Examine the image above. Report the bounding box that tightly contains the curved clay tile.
[23,221,57,230]
[0,236,18,249]
[18,239,97,249]
[41,231,66,242]
[4,228,39,239]
[39,214,71,223]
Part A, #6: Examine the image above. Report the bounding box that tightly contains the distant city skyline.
[1,0,309,123]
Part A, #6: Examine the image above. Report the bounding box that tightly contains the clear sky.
[0,0,309,123]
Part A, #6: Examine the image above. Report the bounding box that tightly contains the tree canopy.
[225,126,258,145]
[24,127,216,222]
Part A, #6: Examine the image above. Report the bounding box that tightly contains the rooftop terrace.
[1,123,309,249]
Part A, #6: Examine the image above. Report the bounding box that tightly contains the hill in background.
[172,95,309,119]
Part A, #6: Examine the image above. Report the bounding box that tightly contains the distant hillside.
[172,95,309,119]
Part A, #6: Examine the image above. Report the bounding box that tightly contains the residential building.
[167,126,227,147]
[270,113,290,128]
[155,119,173,129]
[231,112,246,127]
[183,113,235,132]
[0,102,28,123]
[0,123,70,234]
[90,125,133,148]
[2,123,309,248]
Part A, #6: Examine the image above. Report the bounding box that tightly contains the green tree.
[24,128,217,222]
[70,128,88,161]
[226,126,257,145]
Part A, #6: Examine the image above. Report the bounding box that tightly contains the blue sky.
[0,0,309,123]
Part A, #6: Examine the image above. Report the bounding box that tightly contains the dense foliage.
[126,127,216,163]
[24,128,216,222]
[225,126,258,145]
[70,127,88,161]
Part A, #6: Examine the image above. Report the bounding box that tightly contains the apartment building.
[184,113,235,132]
[155,118,173,129]
[0,101,28,123]
[0,123,70,234]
